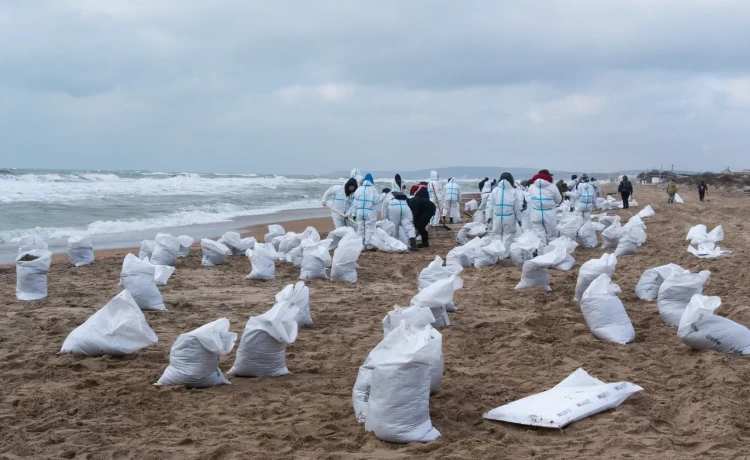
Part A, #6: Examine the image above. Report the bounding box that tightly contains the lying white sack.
[247,243,278,281]
[355,322,443,426]
[68,235,94,267]
[16,250,52,301]
[153,264,176,286]
[474,239,508,268]
[688,242,732,259]
[229,300,299,377]
[382,305,436,337]
[657,270,711,326]
[509,231,541,267]
[637,205,655,219]
[678,295,750,355]
[675,193,684,204]
[465,199,479,212]
[177,235,194,258]
[543,236,577,271]
[377,220,396,237]
[483,368,643,429]
[686,224,724,245]
[201,239,232,266]
[371,228,408,253]
[17,235,48,254]
[155,318,237,388]
[331,236,364,283]
[447,236,490,270]
[139,239,155,260]
[581,274,635,344]
[276,281,312,327]
[151,233,181,266]
[364,323,442,443]
[574,253,618,301]
[327,226,358,251]
[410,276,456,327]
[635,264,688,301]
[468,224,488,238]
[120,254,166,311]
[60,290,158,356]
[578,221,598,248]
[300,239,333,280]
[614,226,647,257]
[629,199,639,207]
[601,220,622,249]
[456,222,485,245]
[515,244,567,291]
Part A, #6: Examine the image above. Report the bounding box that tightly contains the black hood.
[344,178,358,197]
[392,191,408,200]
[394,173,402,190]
[414,187,430,200]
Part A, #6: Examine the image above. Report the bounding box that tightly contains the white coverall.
[321,184,354,228]
[383,196,416,241]
[568,182,596,221]
[442,178,463,223]
[490,179,524,250]
[477,182,493,224]
[529,179,563,244]
[346,179,385,249]
[427,170,443,227]
[351,168,363,186]
[566,178,580,210]
[591,180,602,198]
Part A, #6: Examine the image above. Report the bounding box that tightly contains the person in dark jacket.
[618,176,634,209]
[698,180,708,202]
[408,186,437,248]
[479,177,489,192]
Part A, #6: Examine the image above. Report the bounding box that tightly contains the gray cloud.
[1,0,750,174]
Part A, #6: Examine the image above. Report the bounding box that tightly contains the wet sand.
[2,186,750,459]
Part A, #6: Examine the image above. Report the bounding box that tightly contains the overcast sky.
[2,0,750,174]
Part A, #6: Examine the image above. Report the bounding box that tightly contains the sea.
[0,169,478,262]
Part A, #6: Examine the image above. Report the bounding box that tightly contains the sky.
[1,0,750,175]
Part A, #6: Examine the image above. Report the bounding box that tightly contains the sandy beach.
[2,185,750,459]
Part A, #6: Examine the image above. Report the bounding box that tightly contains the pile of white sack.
[678,295,750,355]
[456,222,487,245]
[686,224,731,259]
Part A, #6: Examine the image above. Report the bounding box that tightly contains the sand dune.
[2,186,750,459]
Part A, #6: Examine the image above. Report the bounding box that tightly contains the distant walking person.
[698,180,708,202]
[666,180,679,203]
[618,176,634,209]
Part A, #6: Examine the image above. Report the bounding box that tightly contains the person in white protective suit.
[566,174,596,221]
[477,179,494,224]
[590,177,602,198]
[351,168,364,186]
[346,173,385,250]
[566,174,581,212]
[442,177,463,223]
[322,177,358,228]
[383,188,418,250]
[427,170,443,227]
[381,173,408,215]
[490,173,525,249]
[528,169,563,244]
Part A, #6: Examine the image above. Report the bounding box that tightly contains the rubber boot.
[410,238,419,251]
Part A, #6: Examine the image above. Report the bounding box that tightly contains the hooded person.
[490,173,524,250]
[427,171,443,227]
[322,178,358,228]
[351,168,364,186]
[408,186,437,248]
[566,174,596,221]
[618,175,634,208]
[346,173,385,249]
[566,174,581,211]
[528,169,564,244]
[590,177,601,198]
[479,177,489,193]
[381,173,406,215]
[383,187,418,250]
[442,177,462,224]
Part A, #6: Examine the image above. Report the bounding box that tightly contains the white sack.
[686,224,724,245]
[264,224,286,246]
[635,264,688,301]
[601,220,622,249]
[483,368,643,429]
[18,235,48,254]
[331,236,364,283]
[474,239,508,268]
[303,226,321,243]
[300,239,333,280]
[418,256,464,291]
[597,215,619,230]
[219,231,256,255]
[151,233,181,266]
[382,305,436,337]
[675,193,684,204]
[410,276,456,328]
[228,300,299,377]
[201,239,232,266]
[177,235,194,258]
[278,232,303,255]
[326,226,358,251]
[465,199,479,212]
[456,222,485,245]
[580,274,635,344]
[287,238,311,268]
[472,209,486,224]
[543,236,577,271]
[637,205,655,219]
[574,253,618,301]
[153,264,175,286]
[155,318,237,388]
[578,221,598,248]
[688,242,732,259]
[247,243,278,281]
[60,290,158,356]
[16,250,53,301]
[614,226,647,257]
[120,254,166,311]
[514,244,567,291]
[509,230,542,267]
[678,295,750,355]
[276,281,312,327]
[657,270,711,326]
[68,235,94,267]
[371,228,408,253]
[558,214,583,240]
[138,239,155,260]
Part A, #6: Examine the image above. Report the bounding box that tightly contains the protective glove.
[321,201,327,207]
[382,188,391,194]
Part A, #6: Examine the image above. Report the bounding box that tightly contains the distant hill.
[326,166,645,181]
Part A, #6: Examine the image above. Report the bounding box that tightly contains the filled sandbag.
[614,226,647,257]
[371,228,408,253]
[155,318,237,388]
[153,264,176,286]
[228,300,299,377]
[150,233,181,266]
[17,235,48,254]
[138,239,155,259]
[201,239,232,266]
[276,281,312,327]
[377,220,396,237]
[219,231,256,255]
[635,264,688,301]
[410,276,457,327]
[542,236,577,271]
[474,239,508,268]
[364,323,442,443]
[302,226,321,243]
[483,368,643,429]
[264,224,286,249]
[16,250,53,301]
[558,214,583,240]
[326,226,358,251]
[382,305,436,337]
[686,224,724,245]
[509,231,541,267]
[601,220,622,249]
[418,256,463,312]
[177,235,194,258]
[60,290,158,356]
[300,239,333,280]
[247,243,278,281]
[465,199,479,212]
[456,222,485,245]
[657,270,711,326]
[574,253,617,301]
[637,205,655,219]
[597,215,619,230]
[447,236,489,269]
[578,221,598,248]
[354,322,443,425]
[515,244,567,291]
[688,242,732,259]
[580,274,635,344]
[678,295,750,355]
[331,236,364,283]
[472,209,486,224]
[278,232,303,255]
[120,253,166,311]
[287,238,311,268]
[68,235,94,267]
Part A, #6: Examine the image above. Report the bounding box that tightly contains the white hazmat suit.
[427,171,443,227]
[322,179,356,228]
[442,178,462,223]
[567,181,596,221]
[383,194,416,241]
[529,178,563,244]
[490,180,524,249]
[346,177,385,249]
